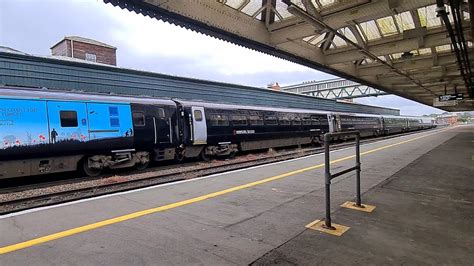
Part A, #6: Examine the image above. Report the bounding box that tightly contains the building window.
[132,112,145,127]
[60,111,78,127]
[85,53,97,62]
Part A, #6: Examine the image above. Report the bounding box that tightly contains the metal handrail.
[323,130,362,230]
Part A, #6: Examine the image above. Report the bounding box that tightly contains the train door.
[47,101,89,143]
[87,103,133,141]
[191,106,207,145]
[328,114,341,132]
[153,107,171,144]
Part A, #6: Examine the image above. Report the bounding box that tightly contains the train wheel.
[82,158,102,177]
[200,149,210,161]
[175,152,185,163]
[135,161,149,171]
[228,151,237,159]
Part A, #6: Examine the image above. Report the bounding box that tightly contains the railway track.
[0,129,438,215]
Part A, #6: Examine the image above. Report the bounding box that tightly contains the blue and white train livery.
[0,87,435,179]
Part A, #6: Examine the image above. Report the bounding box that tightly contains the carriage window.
[109,106,119,116]
[157,108,166,119]
[110,117,120,127]
[210,114,229,126]
[302,116,311,125]
[132,112,146,127]
[194,110,203,121]
[264,116,278,125]
[278,116,291,125]
[249,115,264,125]
[231,115,247,126]
[292,116,301,125]
[311,116,320,125]
[60,111,78,127]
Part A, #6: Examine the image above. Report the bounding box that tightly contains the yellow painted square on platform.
[341,201,376,212]
[305,219,350,236]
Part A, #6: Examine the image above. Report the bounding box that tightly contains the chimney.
[267,82,281,91]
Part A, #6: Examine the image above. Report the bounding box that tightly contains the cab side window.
[132,112,146,127]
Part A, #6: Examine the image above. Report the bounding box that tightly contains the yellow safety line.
[0,128,450,255]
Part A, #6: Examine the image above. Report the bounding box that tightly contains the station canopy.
[105,0,474,111]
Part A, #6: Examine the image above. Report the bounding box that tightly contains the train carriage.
[175,100,331,160]
[0,88,177,178]
[330,113,383,138]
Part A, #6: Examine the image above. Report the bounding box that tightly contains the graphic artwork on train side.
[0,98,134,157]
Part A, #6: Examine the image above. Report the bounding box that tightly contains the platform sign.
[439,93,463,102]
[433,98,457,107]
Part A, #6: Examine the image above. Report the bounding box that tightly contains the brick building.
[51,36,116,66]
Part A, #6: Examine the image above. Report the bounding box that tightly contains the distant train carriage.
[330,113,383,138]
[382,115,408,134]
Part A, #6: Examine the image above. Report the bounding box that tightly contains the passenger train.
[0,87,435,179]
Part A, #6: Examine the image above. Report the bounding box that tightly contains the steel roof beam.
[269,0,433,45]
[325,26,471,65]
[143,0,272,44]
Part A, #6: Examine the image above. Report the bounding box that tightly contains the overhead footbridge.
[104,0,474,111]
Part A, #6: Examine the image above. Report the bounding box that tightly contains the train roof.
[175,99,332,115]
[0,87,176,106]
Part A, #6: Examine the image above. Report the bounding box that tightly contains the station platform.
[0,126,472,265]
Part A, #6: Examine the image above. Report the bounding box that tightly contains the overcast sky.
[0,0,444,115]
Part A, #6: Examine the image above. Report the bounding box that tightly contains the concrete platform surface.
[0,126,471,265]
[254,126,474,265]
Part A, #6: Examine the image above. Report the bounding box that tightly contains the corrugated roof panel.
[292,0,306,10]
[391,52,403,60]
[332,35,347,48]
[445,5,455,25]
[241,1,262,16]
[319,0,336,7]
[307,34,325,46]
[376,16,398,37]
[394,11,415,32]
[311,0,320,8]
[357,20,381,41]
[224,0,246,9]
[435,44,452,53]
[418,48,431,55]
[418,4,441,28]
[275,1,293,20]
[463,11,470,20]
[338,27,357,44]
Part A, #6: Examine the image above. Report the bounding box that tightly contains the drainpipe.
[71,39,74,58]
